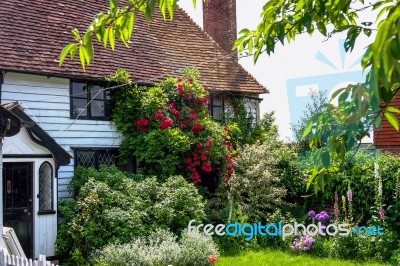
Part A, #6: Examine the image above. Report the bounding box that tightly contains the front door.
[3,162,33,258]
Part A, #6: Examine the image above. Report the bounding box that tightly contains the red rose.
[187,78,193,84]
[136,118,150,131]
[178,77,183,82]
[190,114,198,121]
[183,120,190,125]
[205,150,210,156]
[161,119,173,129]
[224,176,231,182]
[227,169,234,175]
[196,143,202,149]
[154,110,164,120]
[206,139,213,147]
[177,84,184,94]
[185,158,192,165]
[201,155,207,161]
[192,123,203,134]
[169,102,176,111]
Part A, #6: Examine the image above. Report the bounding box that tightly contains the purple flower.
[315,214,322,221]
[379,208,385,219]
[347,190,353,202]
[322,213,330,222]
[308,210,316,217]
[335,191,339,202]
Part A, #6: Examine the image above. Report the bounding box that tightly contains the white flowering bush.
[229,141,287,222]
[93,229,219,266]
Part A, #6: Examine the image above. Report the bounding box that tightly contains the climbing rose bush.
[110,69,235,184]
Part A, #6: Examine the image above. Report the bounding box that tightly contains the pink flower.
[379,208,385,219]
[161,119,173,129]
[208,255,218,263]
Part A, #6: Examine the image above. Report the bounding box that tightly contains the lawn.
[217,250,385,266]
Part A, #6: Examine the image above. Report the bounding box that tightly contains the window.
[244,98,259,122]
[70,81,112,119]
[39,162,53,212]
[74,148,118,169]
[211,96,233,122]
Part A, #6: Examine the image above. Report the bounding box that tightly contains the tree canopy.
[59,0,400,192]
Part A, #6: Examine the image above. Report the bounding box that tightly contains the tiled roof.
[0,0,267,94]
[374,93,400,148]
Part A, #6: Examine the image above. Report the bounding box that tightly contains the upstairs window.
[70,81,112,120]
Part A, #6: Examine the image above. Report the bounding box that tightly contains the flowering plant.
[110,69,235,186]
[292,235,315,251]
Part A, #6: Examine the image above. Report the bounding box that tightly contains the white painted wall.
[3,129,57,257]
[2,72,122,199]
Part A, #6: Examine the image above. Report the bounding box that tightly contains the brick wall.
[203,0,237,60]
[374,93,400,152]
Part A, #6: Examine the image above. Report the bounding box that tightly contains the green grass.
[216,249,386,266]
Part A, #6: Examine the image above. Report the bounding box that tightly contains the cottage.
[0,0,267,258]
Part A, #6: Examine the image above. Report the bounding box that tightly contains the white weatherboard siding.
[2,72,122,199]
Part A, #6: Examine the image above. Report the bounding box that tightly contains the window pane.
[76,150,95,168]
[98,151,117,166]
[91,100,105,117]
[212,96,223,106]
[39,162,53,211]
[213,107,224,121]
[90,85,104,100]
[72,98,87,117]
[72,82,87,96]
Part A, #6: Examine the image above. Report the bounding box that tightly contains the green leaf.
[71,29,81,41]
[59,43,76,67]
[317,174,325,192]
[387,106,400,113]
[384,111,399,131]
[109,27,115,51]
[302,118,314,138]
[79,45,86,72]
[103,27,110,48]
[110,0,118,18]
[321,151,330,168]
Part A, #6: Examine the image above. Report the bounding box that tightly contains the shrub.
[229,141,287,222]
[94,229,219,266]
[55,167,205,263]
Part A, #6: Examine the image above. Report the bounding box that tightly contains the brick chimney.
[203,0,237,60]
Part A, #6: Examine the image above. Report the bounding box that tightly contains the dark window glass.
[39,162,53,211]
[70,81,113,119]
[74,148,118,169]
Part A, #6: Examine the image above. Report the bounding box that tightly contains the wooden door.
[3,162,33,258]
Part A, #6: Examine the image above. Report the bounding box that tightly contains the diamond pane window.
[39,162,53,211]
[74,148,118,169]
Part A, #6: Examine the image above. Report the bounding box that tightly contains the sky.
[178,1,375,141]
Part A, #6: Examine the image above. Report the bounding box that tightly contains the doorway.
[3,162,33,258]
